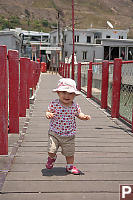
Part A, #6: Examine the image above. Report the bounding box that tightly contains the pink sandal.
[46,156,57,169]
[66,165,81,175]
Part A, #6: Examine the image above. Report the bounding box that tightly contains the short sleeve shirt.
[48,99,81,136]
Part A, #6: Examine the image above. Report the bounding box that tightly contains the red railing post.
[8,50,19,133]
[29,60,34,96]
[19,57,28,117]
[101,60,109,109]
[59,63,61,75]
[0,46,8,155]
[62,63,65,78]
[60,63,62,76]
[111,58,122,118]
[65,63,67,78]
[68,64,70,78]
[132,109,133,132]
[26,58,31,109]
[77,63,81,91]
[87,61,93,98]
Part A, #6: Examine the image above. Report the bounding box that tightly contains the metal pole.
[0,46,8,155]
[111,58,122,118]
[8,50,19,133]
[72,0,75,80]
[101,61,109,109]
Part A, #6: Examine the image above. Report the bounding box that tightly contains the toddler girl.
[45,78,91,175]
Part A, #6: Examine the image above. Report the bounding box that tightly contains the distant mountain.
[0,0,133,37]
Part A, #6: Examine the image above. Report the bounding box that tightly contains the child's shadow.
[41,167,68,176]
[41,167,84,176]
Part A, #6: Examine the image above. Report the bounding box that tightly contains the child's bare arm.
[45,111,55,119]
[77,112,91,120]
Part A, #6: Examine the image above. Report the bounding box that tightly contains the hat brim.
[53,88,80,95]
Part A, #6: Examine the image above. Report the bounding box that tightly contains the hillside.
[0,0,133,37]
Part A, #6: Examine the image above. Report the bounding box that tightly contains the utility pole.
[57,11,60,73]
[72,0,75,80]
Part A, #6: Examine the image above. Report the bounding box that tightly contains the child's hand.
[78,112,91,120]
[83,114,91,120]
[46,111,55,119]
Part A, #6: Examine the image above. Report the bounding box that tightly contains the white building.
[11,28,50,61]
[50,28,133,63]
[0,30,21,55]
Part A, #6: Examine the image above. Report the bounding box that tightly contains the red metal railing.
[0,46,8,155]
[0,45,41,155]
[59,59,133,133]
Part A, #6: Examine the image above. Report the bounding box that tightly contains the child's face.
[57,91,76,106]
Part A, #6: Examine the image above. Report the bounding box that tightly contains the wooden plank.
[9,163,133,172]
[0,193,119,200]
[2,180,133,193]
[6,171,133,181]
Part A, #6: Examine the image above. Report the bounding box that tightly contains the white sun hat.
[53,78,80,95]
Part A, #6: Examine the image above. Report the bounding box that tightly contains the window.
[87,36,91,43]
[65,51,68,57]
[53,36,56,43]
[42,36,49,42]
[120,47,125,60]
[83,51,87,60]
[30,36,41,41]
[128,47,133,60]
[119,36,124,39]
[75,35,79,42]
[94,32,102,39]
[64,35,67,43]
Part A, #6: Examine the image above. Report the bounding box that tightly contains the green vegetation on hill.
[0,0,133,37]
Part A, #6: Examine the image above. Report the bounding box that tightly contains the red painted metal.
[8,50,19,133]
[19,58,28,117]
[68,64,70,78]
[29,60,34,96]
[32,61,36,90]
[62,64,65,78]
[132,109,133,132]
[77,63,81,91]
[111,58,122,118]
[0,46,8,155]
[41,62,46,73]
[65,64,67,78]
[60,63,62,76]
[101,60,109,109]
[26,58,31,109]
[87,62,93,98]
[72,0,75,80]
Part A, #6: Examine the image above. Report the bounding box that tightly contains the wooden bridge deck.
[0,73,133,200]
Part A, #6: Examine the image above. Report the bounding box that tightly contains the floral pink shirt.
[48,99,81,136]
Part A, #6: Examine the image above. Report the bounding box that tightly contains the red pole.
[60,63,62,76]
[111,58,122,118]
[132,109,133,132]
[72,0,75,80]
[87,62,93,98]
[8,50,19,133]
[29,60,34,96]
[0,46,8,155]
[65,63,67,78]
[32,61,36,90]
[101,61,109,109]
[68,64,70,78]
[19,58,28,117]
[63,63,65,78]
[77,63,81,91]
[26,58,31,109]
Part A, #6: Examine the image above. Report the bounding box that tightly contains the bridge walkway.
[0,73,133,200]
